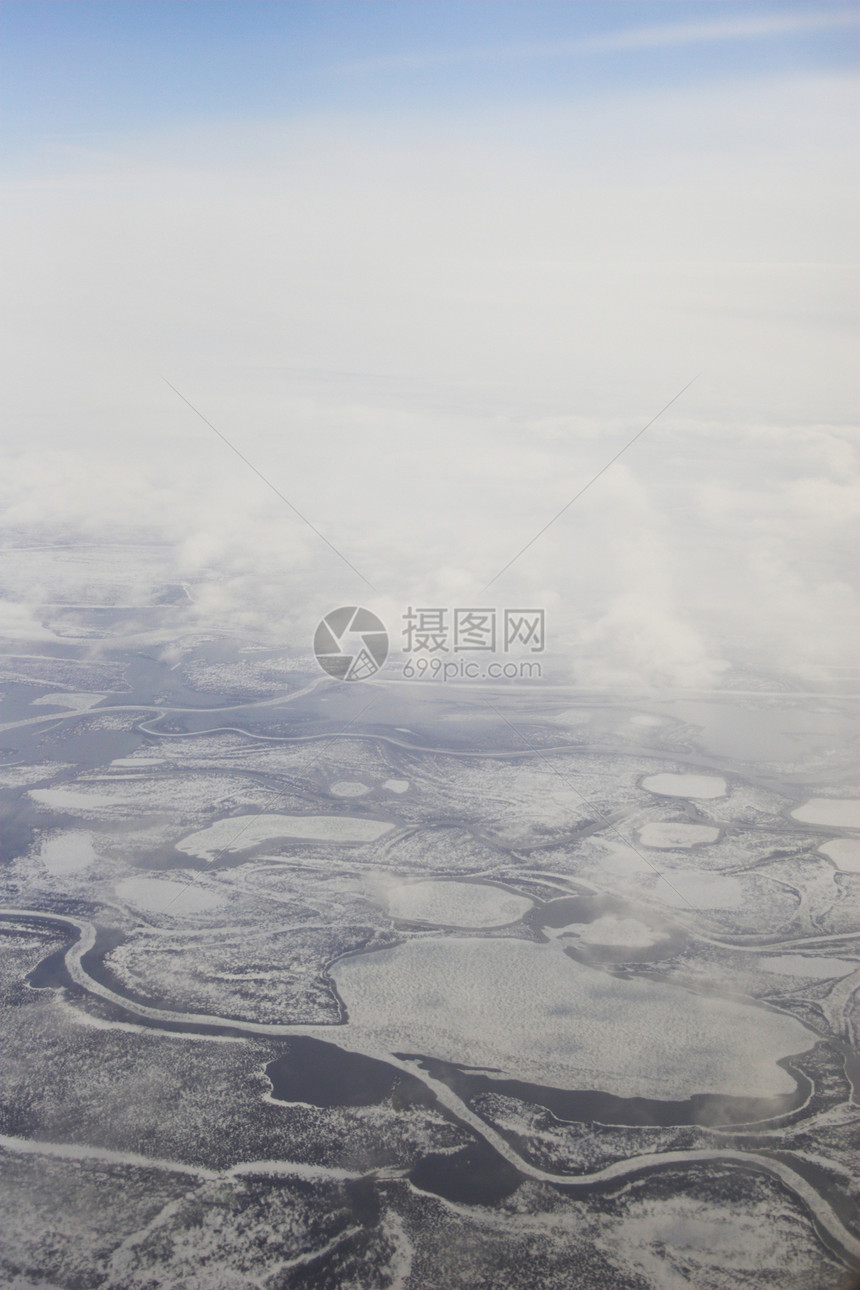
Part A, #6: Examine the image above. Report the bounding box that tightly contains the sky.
[1,2,858,688]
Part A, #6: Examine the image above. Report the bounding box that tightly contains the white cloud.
[1,74,856,687]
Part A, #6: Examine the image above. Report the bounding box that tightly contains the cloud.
[336,10,859,74]
[1,73,856,687]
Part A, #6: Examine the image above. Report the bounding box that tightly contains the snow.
[549,709,592,727]
[568,915,666,949]
[651,870,744,909]
[791,799,860,829]
[39,831,96,875]
[177,813,394,861]
[818,838,860,873]
[32,692,106,711]
[597,842,656,878]
[378,879,532,928]
[760,956,857,979]
[115,876,226,914]
[638,822,719,849]
[332,936,816,1100]
[30,787,119,810]
[642,773,727,800]
[329,781,370,797]
[0,761,73,789]
[111,757,166,768]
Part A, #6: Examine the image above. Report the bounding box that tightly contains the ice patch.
[39,831,96,875]
[177,813,393,861]
[32,692,106,710]
[383,779,409,793]
[30,787,118,810]
[332,936,815,1099]
[569,915,666,949]
[379,879,532,928]
[329,781,370,797]
[818,838,860,873]
[642,773,727,800]
[599,844,651,878]
[115,876,226,914]
[791,798,860,829]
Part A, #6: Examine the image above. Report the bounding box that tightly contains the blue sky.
[3,1,857,164]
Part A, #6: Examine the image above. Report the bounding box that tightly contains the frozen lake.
[378,879,532,928]
[818,838,860,873]
[642,774,727,800]
[177,813,394,861]
[566,915,665,949]
[115,876,226,914]
[791,798,860,829]
[38,831,96,875]
[332,936,814,1100]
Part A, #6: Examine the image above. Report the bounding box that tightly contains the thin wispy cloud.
[336,9,857,75]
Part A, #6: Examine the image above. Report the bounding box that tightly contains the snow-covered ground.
[637,822,719,849]
[760,955,857,979]
[650,870,745,910]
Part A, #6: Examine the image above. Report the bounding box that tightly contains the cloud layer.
[2,71,857,687]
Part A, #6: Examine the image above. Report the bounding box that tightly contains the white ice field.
[177,813,395,861]
[641,774,727,799]
[332,936,815,1101]
[818,838,860,872]
[374,879,532,928]
[791,799,860,829]
[115,876,227,914]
